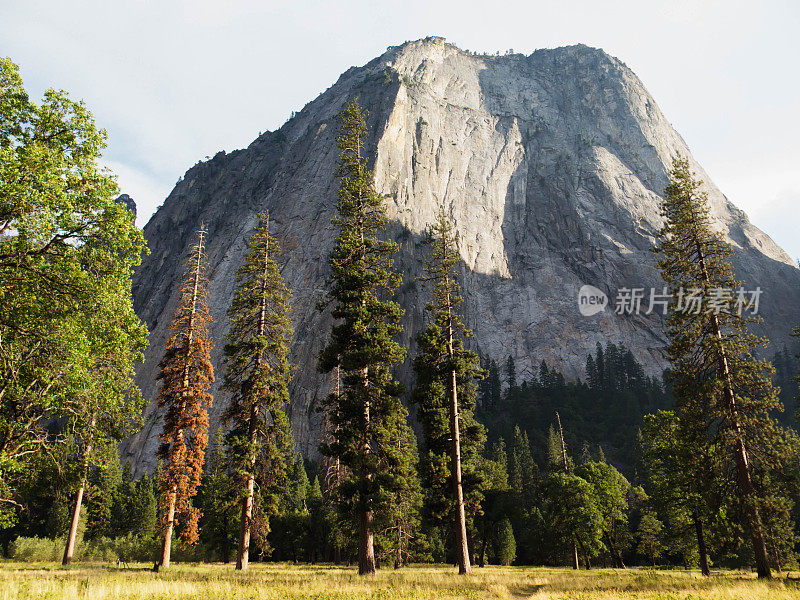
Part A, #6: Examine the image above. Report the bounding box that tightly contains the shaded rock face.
[116,193,137,218]
[121,37,800,475]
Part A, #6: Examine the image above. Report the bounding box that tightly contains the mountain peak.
[123,39,800,473]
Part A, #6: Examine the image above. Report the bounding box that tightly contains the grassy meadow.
[1,563,799,600]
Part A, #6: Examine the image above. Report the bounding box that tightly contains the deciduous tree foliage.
[641,410,720,575]
[0,57,148,532]
[575,460,631,569]
[318,98,412,576]
[156,226,214,569]
[223,211,294,570]
[636,512,663,566]
[654,155,790,578]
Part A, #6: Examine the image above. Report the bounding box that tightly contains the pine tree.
[495,518,516,566]
[155,225,214,569]
[307,476,326,563]
[84,441,122,540]
[506,356,516,390]
[381,411,423,570]
[317,98,410,576]
[411,207,486,574]
[110,463,157,539]
[133,473,157,539]
[197,427,238,562]
[654,156,786,578]
[222,212,294,570]
[489,361,501,408]
[507,426,538,563]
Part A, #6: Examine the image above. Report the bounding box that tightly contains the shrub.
[7,534,159,563]
[8,536,64,562]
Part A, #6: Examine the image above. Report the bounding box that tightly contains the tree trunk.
[394,523,402,569]
[693,512,710,576]
[358,363,376,576]
[236,217,272,571]
[159,487,177,568]
[62,417,95,566]
[235,460,256,570]
[556,412,578,570]
[577,539,591,570]
[358,506,376,575]
[771,543,782,574]
[236,403,259,570]
[449,367,472,575]
[444,277,471,576]
[62,484,85,565]
[479,518,488,567]
[604,532,626,569]
[694,235,771,579]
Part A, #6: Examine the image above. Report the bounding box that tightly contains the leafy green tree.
[222,211,294,570]
[542,472,604,567]
[641,410,717,575]
[0,57,148,536]
[575,460,631,568]
[654,155,789,578]
[411,207,486,574]
[476,439,510,567]
[317,98,412,576]
[636,512,663,566]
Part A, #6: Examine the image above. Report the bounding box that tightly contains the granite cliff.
[121,37,800,474]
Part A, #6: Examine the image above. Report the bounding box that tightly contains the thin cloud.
[3,0,797,257]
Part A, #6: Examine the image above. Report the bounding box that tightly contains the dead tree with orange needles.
[155,225,214,569]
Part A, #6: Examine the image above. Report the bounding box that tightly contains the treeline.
[478,343,672,475]
[3,59,800,580]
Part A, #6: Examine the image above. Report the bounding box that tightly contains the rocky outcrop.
[121,37,800,475]
[116,193,136,218]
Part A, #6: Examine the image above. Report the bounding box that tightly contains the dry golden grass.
[1,562,799,599]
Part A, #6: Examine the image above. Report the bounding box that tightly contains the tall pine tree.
[411,207,486,574]
[223,211,294,570]
[654,156,785,578]
[318,98,411,576]
[155,225,214,569]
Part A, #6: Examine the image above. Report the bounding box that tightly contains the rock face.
[116,193,137,218]
[121,37,800,475]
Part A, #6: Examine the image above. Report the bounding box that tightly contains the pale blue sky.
[3,0,799,260]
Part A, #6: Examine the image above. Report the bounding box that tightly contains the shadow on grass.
[509,582,547,597]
